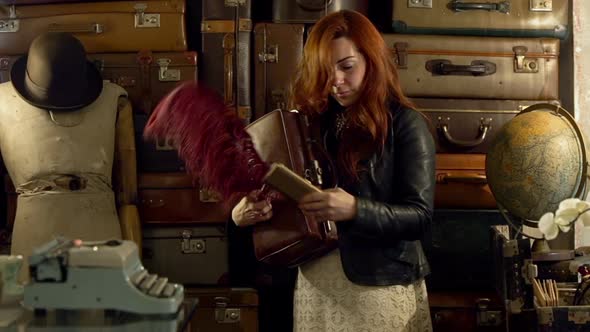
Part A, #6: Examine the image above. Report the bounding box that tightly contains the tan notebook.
[263,163,320,201]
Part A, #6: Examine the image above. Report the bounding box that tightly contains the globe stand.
[530,238,551,253]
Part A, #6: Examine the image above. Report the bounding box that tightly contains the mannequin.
[0,32,140,280]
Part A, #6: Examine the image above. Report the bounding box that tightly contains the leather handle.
[440,122,490,147]
[223,33,235,105]
[296,0,333,11]
[437,173,488,185]
[426,60,496,76]
[48,23,104,34]
[448,0,510,13]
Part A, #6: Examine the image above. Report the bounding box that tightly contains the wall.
[572,0,590,247]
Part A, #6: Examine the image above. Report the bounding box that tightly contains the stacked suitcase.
[384,1,568,331]
[0,0,258,331]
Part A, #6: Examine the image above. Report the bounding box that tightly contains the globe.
[486,103,589,223]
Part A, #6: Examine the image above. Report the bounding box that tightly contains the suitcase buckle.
[408,0,432,9]
[157,58,180,82]
[513,46,539,73]
[214,297,241,323]
[0,6,18,33]
[530,0,552,11]
[134,4,160,28]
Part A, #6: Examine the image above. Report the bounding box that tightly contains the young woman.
[232,10,435,331]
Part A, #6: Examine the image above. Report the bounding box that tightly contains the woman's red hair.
[290,10,414,181]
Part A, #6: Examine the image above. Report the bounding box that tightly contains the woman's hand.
[298,187,357,222]
[231,190,273,227]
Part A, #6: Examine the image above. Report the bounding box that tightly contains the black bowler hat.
[10,32,103,111]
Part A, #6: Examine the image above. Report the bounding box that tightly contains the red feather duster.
[143,81,270,204]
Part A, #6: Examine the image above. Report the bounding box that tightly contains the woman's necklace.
[335,112,348,138]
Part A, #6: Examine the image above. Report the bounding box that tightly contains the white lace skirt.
[294,249,432,332]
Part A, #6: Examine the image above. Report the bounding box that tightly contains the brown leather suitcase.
[0,0,186,55]
[142,225,230,285]
[272,0,368,23]
[429,291,505,332]
[412,98,560,154]
[203,0,251,20]
[253,23,305,120]
[435,154,496,209]
[184,287,258,332]
[392,0,568,39]
[138,173,230,223]
[383,34,560,100]
[88,51,197,114]
[200,19,252,122]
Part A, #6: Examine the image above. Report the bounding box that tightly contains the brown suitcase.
[88,51,197,114]
[184,287,258,332]
[203,0,251,20]
[142,225,230,286]
[200,19,252,122]
[435,154,496,209]
[0,0,186,55]
[253,23,305,120]
[392,0,568,39]
[138,173,230,223]
[412,98,560,154]
[272,0,368,23]
[383,34,560,100]
[429,291,505,332]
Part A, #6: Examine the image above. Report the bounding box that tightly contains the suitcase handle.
[426,60,496,76]
[296,0,333,11]
[48,23,104,34]
[223,33,235,105]
[448,0,510,14]
[437,173,487,185]
[439,118,491,147]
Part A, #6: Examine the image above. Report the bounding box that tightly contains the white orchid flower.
[537,198,590,240]
[538,212,559,240]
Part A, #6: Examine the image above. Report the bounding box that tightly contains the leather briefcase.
[245,109,338,267]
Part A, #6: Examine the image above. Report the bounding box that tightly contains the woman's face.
[330,37,366,107]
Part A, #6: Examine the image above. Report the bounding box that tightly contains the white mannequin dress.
[0,81,126,280]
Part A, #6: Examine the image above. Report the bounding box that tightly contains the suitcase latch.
[393,42,408,69]
[155,137,175,151]
[408,0,432,8]
[530,0,552,11]
[214,296,241,323]
[0,6,19,33]
[513,46,539,73]
[157,58,180,82]
[180,230,206,254]
[258,45,279,63]
[476,298,503,326]
[134,3,160,28]
[225,0,246,7]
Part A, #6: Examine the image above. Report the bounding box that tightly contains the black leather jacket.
[334,104,436,286]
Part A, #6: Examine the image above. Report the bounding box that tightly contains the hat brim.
[10,55,103,112]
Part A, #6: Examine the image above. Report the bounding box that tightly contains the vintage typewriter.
[23,237,184,315]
